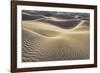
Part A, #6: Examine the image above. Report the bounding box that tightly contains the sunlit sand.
[22,20,89,62]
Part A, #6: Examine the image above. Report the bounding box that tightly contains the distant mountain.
[22,10,90,20]
[22,10,90,29]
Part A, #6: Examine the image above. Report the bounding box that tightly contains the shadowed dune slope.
[22,20,90,62]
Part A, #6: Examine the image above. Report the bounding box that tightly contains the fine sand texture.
[22,20,90,62]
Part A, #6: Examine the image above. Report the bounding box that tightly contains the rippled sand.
[22,20,90,62]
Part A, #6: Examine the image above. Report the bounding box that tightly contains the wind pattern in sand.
[22,10,90,62]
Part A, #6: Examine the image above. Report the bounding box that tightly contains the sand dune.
[22,20,89,62]
[37,17,81,29]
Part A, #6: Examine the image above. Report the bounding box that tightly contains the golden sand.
[22,20,89,62]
